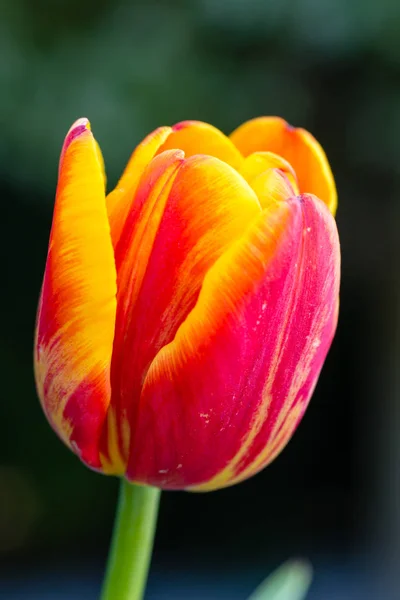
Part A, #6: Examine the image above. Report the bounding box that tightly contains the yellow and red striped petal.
[34,118,117,469]
[126,193,340,489]
[230,117,337,215]
[156,120,244,170]
[100,153,261,474]
[106,126,172,248]
[100,149,184,473]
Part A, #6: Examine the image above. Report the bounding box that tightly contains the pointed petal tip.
[63,117,92,149]
[69,116,91,132]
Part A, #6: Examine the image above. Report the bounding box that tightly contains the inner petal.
[251,169,298,209]
[230,116,337,215]
[239,152,299,208]
[239,151,298,191]
[156,120,244,170]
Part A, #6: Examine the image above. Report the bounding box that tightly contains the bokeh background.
[1,1,399,598]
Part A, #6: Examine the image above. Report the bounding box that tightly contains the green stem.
[100,480,161,600]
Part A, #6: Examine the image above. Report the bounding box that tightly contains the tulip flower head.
[34,117,340,491]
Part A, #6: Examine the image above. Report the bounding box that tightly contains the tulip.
[34,116,340,492]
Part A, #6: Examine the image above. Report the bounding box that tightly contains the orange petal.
[104,154,261,474]
[106,126,172,248]
[126,194,340,490]
[34,118,117,469]
[156,120,244,170]
[230,117,337,215]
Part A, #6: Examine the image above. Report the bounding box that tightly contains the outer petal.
[156,120,244,170]
[127,194,340,490]
[100,154,261,474]
[230,117,337,215]
[34,119,117,469]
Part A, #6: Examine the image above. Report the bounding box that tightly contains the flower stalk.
[101,481,161,600]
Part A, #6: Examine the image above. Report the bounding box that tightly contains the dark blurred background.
[1,0,399,598]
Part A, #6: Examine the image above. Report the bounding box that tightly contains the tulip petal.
[103,154,261,474]
[100,149,184,472]
[107,121,244,249]
[250,169,297,209]
[34,118,117,469]
[127,193,340,489]
[230,117,337,215]
[106,126,172,248]
[238,152,299,209]
[156,120,244,170]
[239,151,299,192]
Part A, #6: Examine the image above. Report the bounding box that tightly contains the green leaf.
[247,560,313,600]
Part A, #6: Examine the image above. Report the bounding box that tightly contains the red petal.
[126,194,340,489]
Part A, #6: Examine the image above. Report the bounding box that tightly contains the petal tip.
[284,119,295,132]
[69,116,91,132]
[172,120,199,132]
[63,117,92,149]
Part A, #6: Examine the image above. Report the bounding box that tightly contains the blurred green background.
[1,0,399,598]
